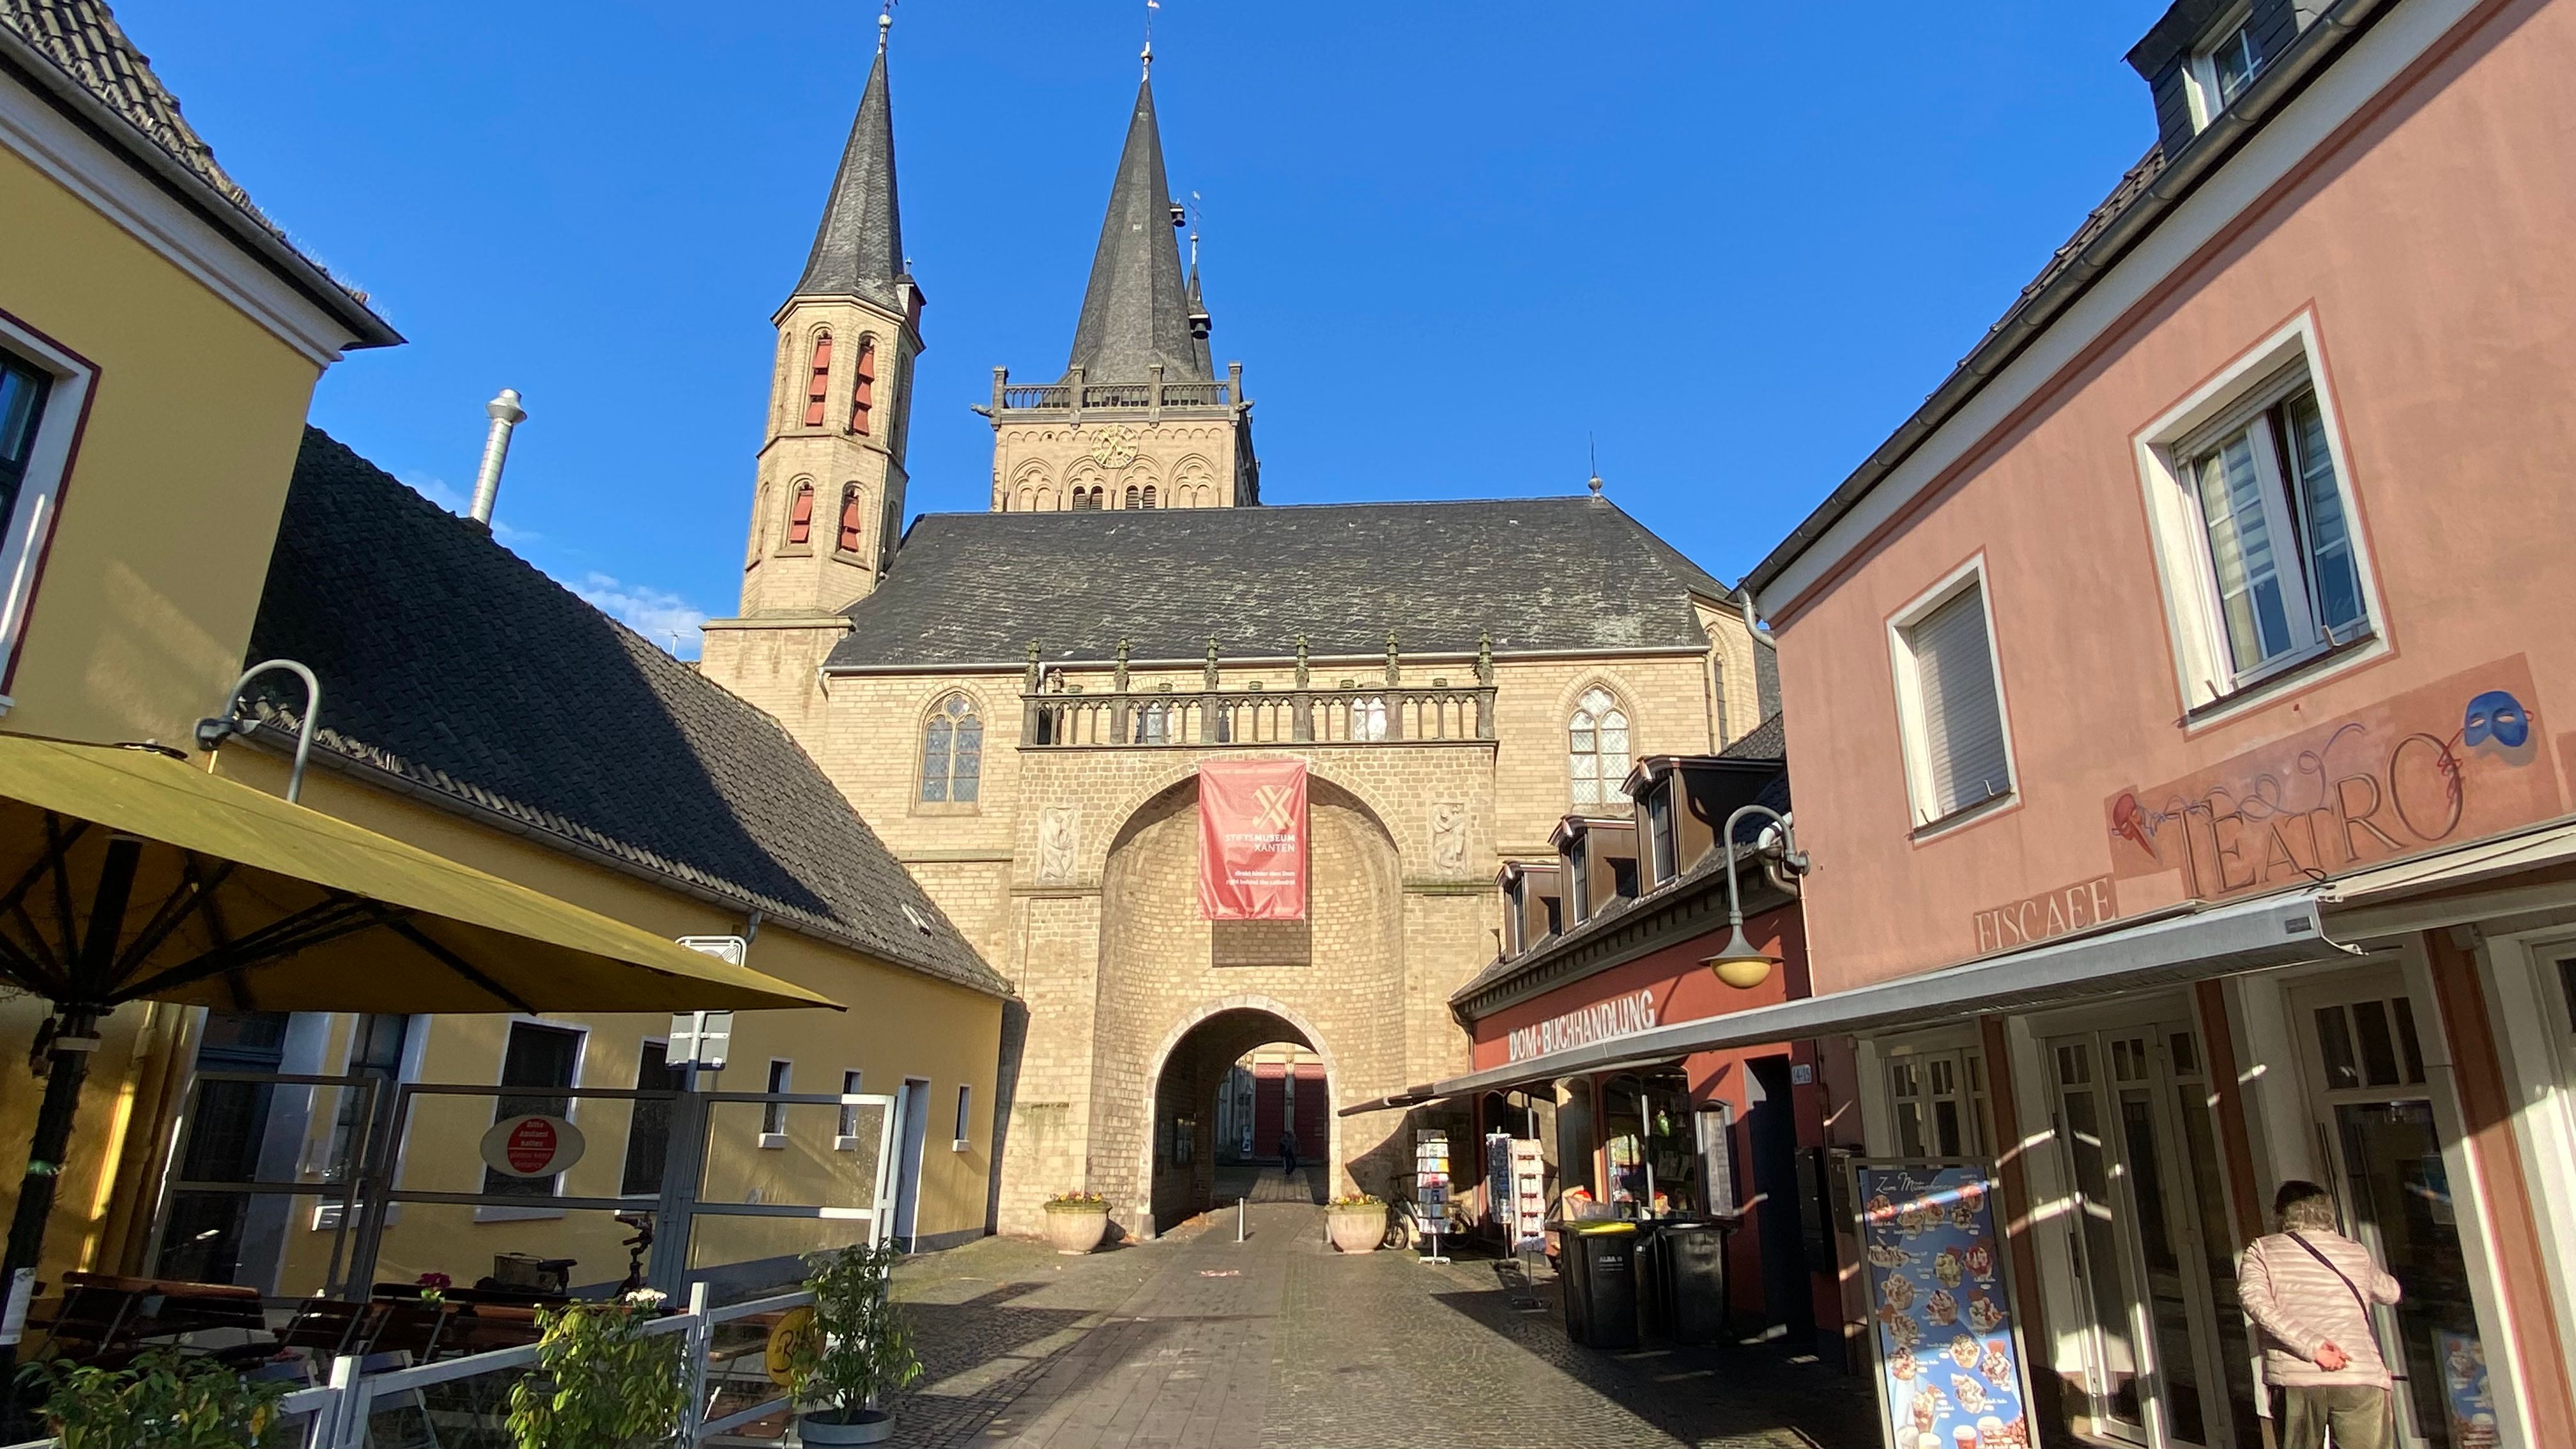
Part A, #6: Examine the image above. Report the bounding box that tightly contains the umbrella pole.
[0,1006,100,1376]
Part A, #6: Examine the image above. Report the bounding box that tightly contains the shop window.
[919,693,984,802]
[2311,996,2425,1091]
[802,332,833,427]
[484,1022,582,1197]
[1891,567,2012,829]
[785,482,815,546]
[1601,1071,1699,1216]
[837,484,865,553]
[1567,688,1630,807]
[1886,1047,1988,1158]
[849,337,876,434]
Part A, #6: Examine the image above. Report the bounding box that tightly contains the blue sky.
[126,1,2175,656]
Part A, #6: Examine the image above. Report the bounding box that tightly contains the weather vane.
[877,0,894,52]
[1143,0,1159,77]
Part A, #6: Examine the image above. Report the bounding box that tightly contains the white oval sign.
[479,1114,585,1178]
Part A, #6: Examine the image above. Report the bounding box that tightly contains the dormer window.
[1643,780,1677,885]
[2194,10,2266,121]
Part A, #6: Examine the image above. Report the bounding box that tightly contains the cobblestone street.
[888,1192,1875,1449]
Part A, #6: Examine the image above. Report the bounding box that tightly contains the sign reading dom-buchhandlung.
[1198,758,1308,920]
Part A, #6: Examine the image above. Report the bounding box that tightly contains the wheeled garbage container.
[1561,1221,1640,1349]
[1655,1220,1731,1344]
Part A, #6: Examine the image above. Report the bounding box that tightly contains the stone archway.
[1137,996,1342,1235]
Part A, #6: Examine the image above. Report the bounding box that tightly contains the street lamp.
[1701,803,1808,989]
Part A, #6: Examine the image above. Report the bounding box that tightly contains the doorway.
[2290,973,2485,1449]
[1747,1056,1812,1343]
[2045,1020,2247,1448]
[891,1078,930,1250]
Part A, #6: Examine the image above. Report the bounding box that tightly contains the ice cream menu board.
[1853,1161,2032,1449]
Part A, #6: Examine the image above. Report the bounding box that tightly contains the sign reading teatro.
[1199,758,1308,920]
[1506,988,1659,1063]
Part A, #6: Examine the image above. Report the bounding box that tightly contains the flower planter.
[1045,1203,1111,1255]
[1326,1205,1387,1254]
[798,1407,894,1445]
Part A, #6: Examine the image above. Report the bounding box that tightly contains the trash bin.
[1561,1222,1640,1349]
[1657,1220,1731,1345]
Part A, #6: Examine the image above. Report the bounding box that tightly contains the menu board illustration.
[1853,1161,2031,1449]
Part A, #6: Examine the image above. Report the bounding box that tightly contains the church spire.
[792,28,905,309]
[1064,78,1206,383]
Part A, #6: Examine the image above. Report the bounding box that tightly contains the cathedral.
[697,24,1775,1238]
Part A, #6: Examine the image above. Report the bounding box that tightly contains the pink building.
[1742,0,2576,1445]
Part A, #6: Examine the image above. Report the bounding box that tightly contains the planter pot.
[1044,1204,1111,1255]
[1326,1206,1387,1254]
[799,1407,894,1445]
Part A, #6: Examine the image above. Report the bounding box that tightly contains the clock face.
[1089,425,1139,470]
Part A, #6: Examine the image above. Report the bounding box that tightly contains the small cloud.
[402,470,540,546]
[573,572,708,659]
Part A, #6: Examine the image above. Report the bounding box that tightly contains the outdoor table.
[31,1273,268,1365]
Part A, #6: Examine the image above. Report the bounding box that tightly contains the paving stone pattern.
[887,1203,1876,1449]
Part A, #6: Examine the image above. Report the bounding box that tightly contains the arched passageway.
[1147,1006,1332,1234]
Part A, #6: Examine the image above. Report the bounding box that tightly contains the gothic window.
[1568,687,1631,806]
[919,694,983,804]
[1349,696,1388,742]
[802,333,832,427]
[837,485,864,553]
[1124,485,1140,509]
[785,482,815,546]
[849,337,877,435]
[1140,486,1158,510]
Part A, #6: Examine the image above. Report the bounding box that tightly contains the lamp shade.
[1702,925,1777,990]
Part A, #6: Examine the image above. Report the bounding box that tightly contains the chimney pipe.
[467,388,526,527]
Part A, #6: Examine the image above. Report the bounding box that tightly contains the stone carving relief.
[1430,801,1469,875]
[1038,805,1082,882]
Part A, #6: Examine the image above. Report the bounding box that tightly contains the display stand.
[1414,1129,1452,1265]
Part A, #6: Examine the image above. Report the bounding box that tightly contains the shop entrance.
[2044,1018,2250,1449]
[2289,971,2483,1449]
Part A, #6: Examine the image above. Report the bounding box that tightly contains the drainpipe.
[467,388,526,528]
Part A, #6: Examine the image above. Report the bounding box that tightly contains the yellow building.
[201,428,1008,1294]
[0,0,398,1294]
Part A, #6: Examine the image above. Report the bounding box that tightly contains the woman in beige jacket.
[2238,1179,2402,1449]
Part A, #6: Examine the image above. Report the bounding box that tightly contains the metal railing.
[1,1282,820,1449]
[1025,684,1496,748]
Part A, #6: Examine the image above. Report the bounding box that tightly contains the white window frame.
[2186,3,2263,129]
[0,318,96,714]
[835,1068,866,1150]
[1886,555,2018,837]
[760,1059,792,1149]
[2133,314,2384,726]
[475,1016,588,1223]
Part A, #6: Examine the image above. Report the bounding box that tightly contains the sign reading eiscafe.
[2106,657,2559,903]
[1199,758,1308,920]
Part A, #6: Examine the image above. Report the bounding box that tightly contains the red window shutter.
[850,341,877,434]
[786,483,814,544]
[803,334,832,426]
[838,488,864,552]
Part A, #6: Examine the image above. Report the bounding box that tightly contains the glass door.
[2049,1024,2239,1447]
[2293,979,2488,1449]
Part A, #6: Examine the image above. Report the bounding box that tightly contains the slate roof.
[792,42,905,310]
[0,0,397,345]
[1720,711,1786,762]
[247,429,1007,999]
[824,495,1739,670]
[1064,79,1206,383]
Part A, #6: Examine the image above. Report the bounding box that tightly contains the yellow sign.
[765,1305,819,1386]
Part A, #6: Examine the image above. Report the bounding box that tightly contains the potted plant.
[24,1346,293,1449]
[1043,1189,1112,1255]
[1326,1192,1388,1254]
[505,1289,688,1449]
[784,1242,921,1445]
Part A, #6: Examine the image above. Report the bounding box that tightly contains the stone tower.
[982,72,1259,512]
[737,16,921,616]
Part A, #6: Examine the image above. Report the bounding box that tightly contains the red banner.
[1199,758,1308,920]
